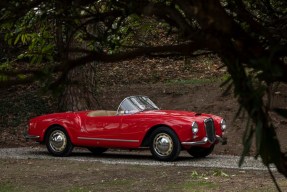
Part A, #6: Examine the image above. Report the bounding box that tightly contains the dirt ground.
[0,158,287,192]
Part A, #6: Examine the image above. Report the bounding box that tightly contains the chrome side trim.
[78,137,139,143]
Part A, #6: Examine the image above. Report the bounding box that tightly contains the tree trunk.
[54,0,100,111]
[58,40,100,111]
[58,62,100,111]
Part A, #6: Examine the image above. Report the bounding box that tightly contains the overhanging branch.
[0,42,202,88]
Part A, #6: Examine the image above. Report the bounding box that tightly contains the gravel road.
[0,147,276,172]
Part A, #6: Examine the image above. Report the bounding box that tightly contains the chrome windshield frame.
[116,96,159,115]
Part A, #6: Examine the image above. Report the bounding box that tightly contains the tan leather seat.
[87,110,117,117]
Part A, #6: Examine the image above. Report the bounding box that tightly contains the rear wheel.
[87,147,108,155]
[45,126,73,157]
[187,145,214,158]
[150,127,181,161]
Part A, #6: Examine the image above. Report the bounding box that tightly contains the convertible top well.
[87,110,117,117]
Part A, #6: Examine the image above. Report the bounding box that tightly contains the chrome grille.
[204,118,216,142]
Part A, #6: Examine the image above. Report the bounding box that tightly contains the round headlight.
[192,122,199,134]
[220,119,227,131]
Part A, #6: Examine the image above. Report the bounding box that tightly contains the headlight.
[192,122,199,134]
[220,119,227,131]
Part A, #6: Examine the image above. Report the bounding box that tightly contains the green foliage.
[0,92,54,129]
[106,14,170,53]
[3,10,55,65]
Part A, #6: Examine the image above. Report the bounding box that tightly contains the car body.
[25,95,227,161]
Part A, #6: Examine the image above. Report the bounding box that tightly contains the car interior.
[87,110,117,117]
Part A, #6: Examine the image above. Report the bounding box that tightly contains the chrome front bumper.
[23,132,40,142]
[181,135,227,146]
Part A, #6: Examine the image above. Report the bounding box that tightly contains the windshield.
[117,96,159,115]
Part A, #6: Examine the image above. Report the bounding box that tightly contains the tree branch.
[0,42,202,88]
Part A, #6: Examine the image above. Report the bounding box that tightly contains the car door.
[84,115,121,138]
[82,114,141,148]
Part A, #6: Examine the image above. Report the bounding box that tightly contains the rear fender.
[41,116,81,144]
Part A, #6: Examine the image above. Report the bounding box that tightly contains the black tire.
[149,127,181,161]
[187,144,214,158]
[87,147,108,155]
[45,126,73,157]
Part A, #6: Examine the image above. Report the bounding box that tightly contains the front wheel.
[45,126,73,157]
[150,127,181,161]
[187,145,214,158]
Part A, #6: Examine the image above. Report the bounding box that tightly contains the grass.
[180,170,231,192]
[0,183,16,192]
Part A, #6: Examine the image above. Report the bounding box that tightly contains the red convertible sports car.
[25,95,227,161]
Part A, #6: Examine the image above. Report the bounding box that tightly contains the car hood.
[139,110,212,120]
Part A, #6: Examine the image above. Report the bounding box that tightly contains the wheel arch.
[141,124,178,147]
[43,124,73,144]
[44,124,74,156]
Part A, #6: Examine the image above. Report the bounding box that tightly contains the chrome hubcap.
[153,133,173,156]
[49,130,67,152]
